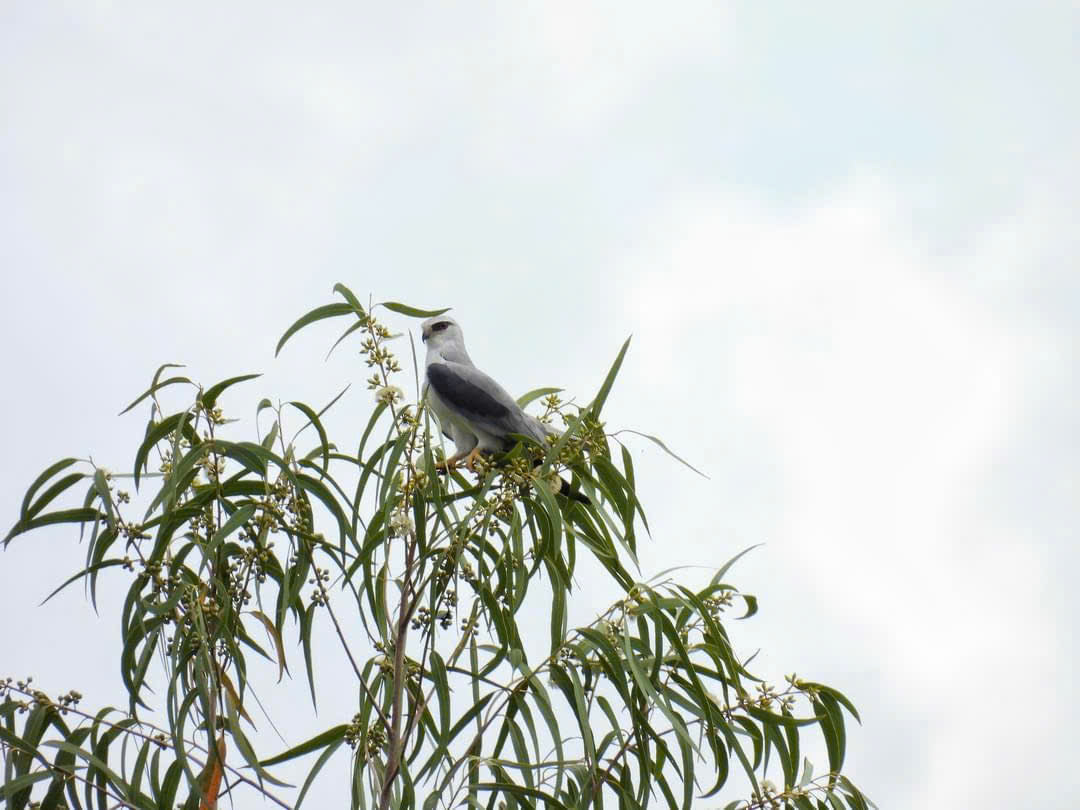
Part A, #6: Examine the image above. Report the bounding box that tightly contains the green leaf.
[201,373,261,410]
[416,693,494,783]
[620,621,695,753]
[297,471,354,545]
[615,429,707,478]
[818,692,847,773]
[159,760,183,809]
[550,665,597,770]
[324,318,369,359]
[332,283,366,313]
[762,713,796,788]
[712,544,764,584]
[428,651,451,742]
[19,458,79,521]
[118,365,192,415]
[474,783,569,809]
[40,559,127,605]
[275,302,356,357]
[814,696,844,775]
[803,683,862,724]
[288,401,331,474]
[294,738,345,809]
[549,578,567,657]
[250,610,289,682]
[1,770,55,801]
[261,725,348,767]
[43,740,135,806]
[261,419,280,450]
[25,473,87,522]
[227,712,293,788]
[590,335,631,419]
[133,412,194,488]
[376,301,451,318]
[516,387,562,409]
[837,775,870,810]
[208,503,256,553]
[0,723,53,771]
[738,594,759,619]
[5,508,101,546]
[302,603,318,710]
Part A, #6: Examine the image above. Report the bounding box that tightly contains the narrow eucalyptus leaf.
[332,283,366,313]
[616,428,707,478]
[516,387,562,408]
[590,335,631,419]
[287,400,331,473]
[261,725,348,767]
[5,508,102,546]
[200,373,261,410]
[19,457,79,521]
[118,375,193,416]
[276,302,356,357]
[377,301,451,318]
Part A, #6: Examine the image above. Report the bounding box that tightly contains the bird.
[420,315,589,504]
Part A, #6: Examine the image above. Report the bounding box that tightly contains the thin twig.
[316,577,392,733]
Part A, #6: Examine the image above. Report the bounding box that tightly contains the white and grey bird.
[420,315,588,503]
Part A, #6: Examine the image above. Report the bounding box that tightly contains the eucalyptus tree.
[2,285,871,810]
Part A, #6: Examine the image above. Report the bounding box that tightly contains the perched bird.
[421,315,589,503]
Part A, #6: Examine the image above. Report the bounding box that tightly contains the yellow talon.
[435,452,464,473]
[465,448,484,473]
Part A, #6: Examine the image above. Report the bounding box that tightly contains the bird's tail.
[559,479,591,504]
[524,415,590,503]
[529,457,591,505]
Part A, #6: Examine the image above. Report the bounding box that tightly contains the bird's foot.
[434,453,465,473]
[464,448,485,473]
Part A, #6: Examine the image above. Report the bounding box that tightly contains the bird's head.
[420,316,464,348]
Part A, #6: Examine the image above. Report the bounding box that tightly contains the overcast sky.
[2,3,1077,808]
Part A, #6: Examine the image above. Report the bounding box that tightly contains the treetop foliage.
[2,284,872,810]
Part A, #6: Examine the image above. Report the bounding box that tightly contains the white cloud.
[623,176,1072,806]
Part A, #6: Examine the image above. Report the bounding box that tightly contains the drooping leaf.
[5,507,102,546]
[376,301,451,318]
[332,283,366,314]
[287,401,331,474]
[200,373,261,410]
[260,725,348,767]
[133,412,194,488]
[516,387,562,409]
[119,366,193,415]
[18,458,80,523]
[249,610,289,682]
[275,302,357,357]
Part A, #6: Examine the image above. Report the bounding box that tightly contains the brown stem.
[378,536,417,810]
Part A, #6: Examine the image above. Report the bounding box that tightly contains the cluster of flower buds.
[702,590,735,616]
[344,712,386,763]
[0,678,83,717]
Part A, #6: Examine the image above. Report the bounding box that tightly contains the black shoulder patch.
[428,364,511,420]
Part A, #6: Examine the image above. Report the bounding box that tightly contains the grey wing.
[427,361,547,445]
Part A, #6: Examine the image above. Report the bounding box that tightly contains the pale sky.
[2,3,1077,808]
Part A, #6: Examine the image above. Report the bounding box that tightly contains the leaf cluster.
[2,286,872,810]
